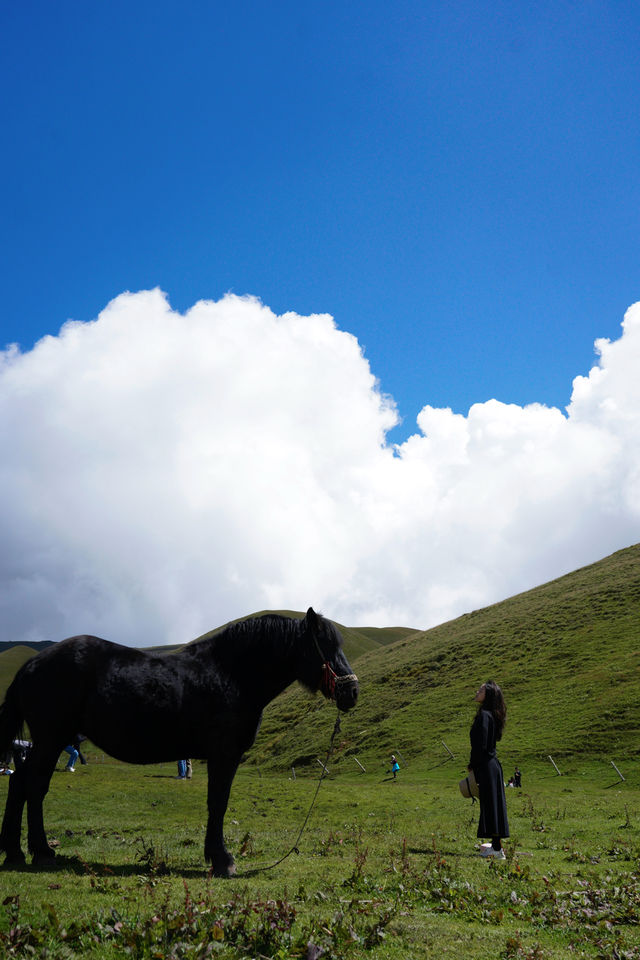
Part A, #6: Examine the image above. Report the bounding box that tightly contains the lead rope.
[237,711,342,877]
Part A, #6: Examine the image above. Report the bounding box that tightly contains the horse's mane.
[185,613,302,660]
[185,610,340,662]
[224,613,302,652]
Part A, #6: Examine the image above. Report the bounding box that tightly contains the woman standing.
[469,680,509,859]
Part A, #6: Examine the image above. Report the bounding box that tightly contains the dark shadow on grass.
[144,773,188,779]
[8,854,218,880]
[0,860,31,873]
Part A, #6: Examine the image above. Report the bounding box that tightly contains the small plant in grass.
[563,834,588,863]
[237,830,257,858]
[0,895,32,954]
[134,836,170,876]
[342,844,370,890]
[76,854,119,894]
[521,794,547,833]
[503,931,547,958]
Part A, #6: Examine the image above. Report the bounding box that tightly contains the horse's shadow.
[1,855,218,879]
[144,773,185,779]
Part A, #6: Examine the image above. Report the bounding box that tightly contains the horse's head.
[300,607,359,712]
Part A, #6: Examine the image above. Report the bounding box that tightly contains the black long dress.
[469,708,509,839]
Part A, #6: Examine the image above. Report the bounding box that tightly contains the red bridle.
[321,662,338,699]
[312,631,357,701]
[320,661,358,701]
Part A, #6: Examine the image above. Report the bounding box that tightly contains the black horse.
[0,608,358,876]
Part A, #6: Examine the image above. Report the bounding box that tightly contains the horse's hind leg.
[25,748,59,866]
[0,767,28,866]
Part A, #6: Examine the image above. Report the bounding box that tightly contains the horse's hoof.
[2,852,27,869]
[32,850,57,868]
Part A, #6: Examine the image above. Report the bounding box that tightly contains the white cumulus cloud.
[1,292,639,645]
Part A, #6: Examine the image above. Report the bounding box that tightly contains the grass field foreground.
[0,752,638,959]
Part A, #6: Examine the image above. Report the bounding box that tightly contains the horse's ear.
[304,607,319,630]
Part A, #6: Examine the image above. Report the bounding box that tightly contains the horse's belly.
[86,707,215,764]
[87,735,198,766]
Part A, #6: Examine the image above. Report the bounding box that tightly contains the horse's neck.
[252,642,301,706]
[212,632,299,709]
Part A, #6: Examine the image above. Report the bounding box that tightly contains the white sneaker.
[481,846,505,859]
[480,842,492,850]
[66,767,75,773]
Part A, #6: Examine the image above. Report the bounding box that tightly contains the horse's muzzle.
[335,677,359,713]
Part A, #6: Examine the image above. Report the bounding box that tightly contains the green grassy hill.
[252,544,640,772]
[0,645,42,702]
[1,545,638,774]
[338,623,421,659]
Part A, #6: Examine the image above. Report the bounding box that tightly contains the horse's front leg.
[0,766,28,866]
[204,757,240,877]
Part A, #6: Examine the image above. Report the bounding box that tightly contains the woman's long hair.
[480,680,507,740]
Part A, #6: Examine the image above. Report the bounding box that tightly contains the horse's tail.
[0,677,24,759]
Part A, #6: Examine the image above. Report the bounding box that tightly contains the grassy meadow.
[0,544,639,957]
[0,754,638,958]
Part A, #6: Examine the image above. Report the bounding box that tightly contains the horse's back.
[12,636,109,692]
[22,635,154,672]
[9,636,156,740]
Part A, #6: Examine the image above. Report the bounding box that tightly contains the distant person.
[62,734,88,773]
[74,734,88,765]
[514,765,521,788]
[176,760,188,779]
[63,744,78,772]
[390,754,400,779]
[11,740,32,769]
[186,759,193,779]
[468,680,509,860]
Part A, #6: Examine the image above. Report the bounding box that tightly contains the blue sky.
[2,2,640,643]
[2,0,638,443]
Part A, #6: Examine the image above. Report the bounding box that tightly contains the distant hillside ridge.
[252,543,640,770]
[0,640,54,655]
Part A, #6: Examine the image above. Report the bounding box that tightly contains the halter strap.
[312,635,358,701]
[321,662,358,700]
